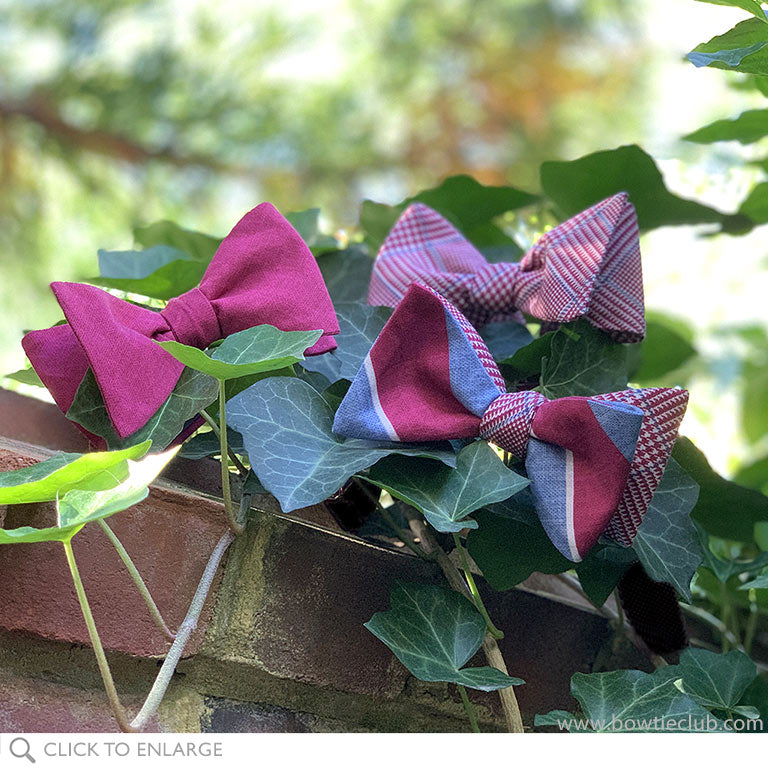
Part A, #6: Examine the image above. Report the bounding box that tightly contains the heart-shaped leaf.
[90,258,207,301]
[67,367,218,451]
[300,302,392,385]
[665,649,757,711]
[631,457,701,602]
[286,208,338,253]
[316,246,374,304]
[0,441,150,504]
[133,220,221,263]
[157,325,321,381]
[365,581,523,691]
[178,428,245,460]
[227,377,456,513]
[479,321,534,363]
[0,448,177,544]
[539,320,628,398]
[365,441,528,533]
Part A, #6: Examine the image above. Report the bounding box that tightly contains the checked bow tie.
[23,203,340,439]
[334,283,687,561]
[368,193,645,342]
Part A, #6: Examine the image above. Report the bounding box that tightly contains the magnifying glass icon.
[9,738,36,763]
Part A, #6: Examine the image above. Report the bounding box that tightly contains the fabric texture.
[23,202,340,438]
[368,193,645,342]
[334,283,687,561]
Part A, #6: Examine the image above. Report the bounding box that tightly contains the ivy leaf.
[365,442,529,533]
[90,258,206,301]
[466,501,573,590]
[365,581,523,691]
[534,711,591,731]
[133,220,221,263]
[0,449,177,545]
[317,246,374,304]
[67,367,219,451]
[671,648,757,711]
[300,303,392,384]
[499,333,553,379]
[156,325,321,381]
[286,208,338,253]
[0,442,151,503]
[540,145,750,233]
[673,437,768,542]
[688,17,768,76]
[479,321,534,363]
[576,545,638,608]
[694,1,768,25]
[740,570,768,589]
[3,366,45,387]
[97,244,193,279]
[684,109,768,145]
[631,458,701,602]
[633,312,697,383]
[695,521,768,582]
[227,377,456,513]
[566,669,718,732]
[539,320,628,398]
[178,429,245,460]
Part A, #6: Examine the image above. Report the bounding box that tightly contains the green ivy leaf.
[684,109,768,145]
[734,454,768,494]
[740,569,768,589]
[539,320,628,398]
[669,648,757,711]
[479,321,534,363]
[300,302,392,385]
[631,458,701,602]
[0,442,151,503]
[365,581,523,691]
[695,521,768,582]
[178,429,245,460]
[365,442,528,533]
[673,437,768,542]
[67,367,219,451]
[633,312,697,383]
[695,1,768,25]
[90,258,206,301]
[3,366,45,387]
[317,246,374,304]
[499,333,553,379]
[227,377,456,513]
[565,668,719,732]
[576,545,638,608]
[97,244,193,279]
[286,208,338,253]
[0,449,176,545]
[540,145,750,233]
[133,220,221,263]
[534,710,591,731]
[156,325,321,381]
[688,17,768,75]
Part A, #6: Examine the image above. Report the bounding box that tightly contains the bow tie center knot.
[479,390,547,457]
[161,287,223,349]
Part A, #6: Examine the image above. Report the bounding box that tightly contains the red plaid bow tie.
[368,193,645,342]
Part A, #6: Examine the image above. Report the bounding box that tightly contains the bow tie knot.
[162,287,223,349]
[479,391,547,457]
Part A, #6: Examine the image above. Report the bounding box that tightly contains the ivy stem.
[744,588,758,656]
[199,408,249,478]
[130,529,234,731]
[458,684,481,733]
[216,382,244,536]
[405,511,524,733]
[97,519,176,641]
[720,582,732,653]
[62,538,136,733]
[452,532,504,639]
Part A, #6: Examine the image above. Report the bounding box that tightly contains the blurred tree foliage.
[0,0,647,362]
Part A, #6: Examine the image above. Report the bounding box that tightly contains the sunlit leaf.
[684,109,768,144]
[688,17,768,76]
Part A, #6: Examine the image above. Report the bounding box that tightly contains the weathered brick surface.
[0,439,228,658]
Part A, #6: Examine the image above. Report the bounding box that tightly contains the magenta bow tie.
[22,203,340,438]
[368,193,645,342]
[334,283,686,561]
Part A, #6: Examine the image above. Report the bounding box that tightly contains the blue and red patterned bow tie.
[368,193,645,342]
[334,283,687,561]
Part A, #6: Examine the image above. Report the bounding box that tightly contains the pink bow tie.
[334,283,686,561]
[368,193,645,342]
[22,203,340,438]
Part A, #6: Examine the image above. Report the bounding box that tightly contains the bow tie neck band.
[22,203,340,439]
[367,193,646,342]
[333,283,687,562]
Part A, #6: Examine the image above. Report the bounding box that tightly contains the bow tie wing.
[37,281,182,438]
[333,283,505,442]
[198,202,339,355]
[368,203,488,310]
[516,193,645,340]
